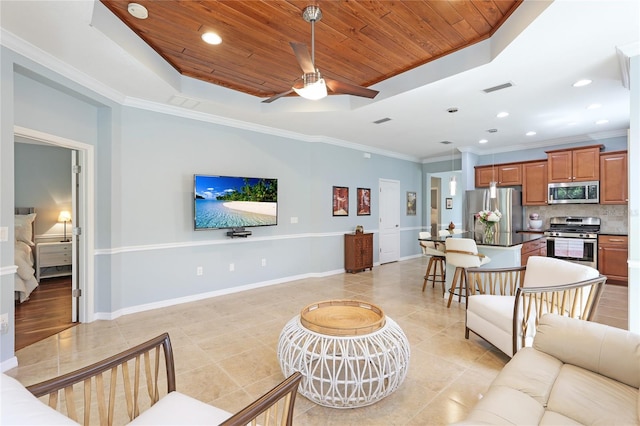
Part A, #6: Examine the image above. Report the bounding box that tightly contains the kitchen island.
[419,231,546,304]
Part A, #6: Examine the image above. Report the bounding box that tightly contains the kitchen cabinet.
[522,161,548,205]
[344,233,373,273]
[546,145,602,183]
[600,151,628,204]
[520,237,546,266]
[474,163,522,187]
[598,235,628,285]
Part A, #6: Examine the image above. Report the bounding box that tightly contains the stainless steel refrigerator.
[465,188,524,234]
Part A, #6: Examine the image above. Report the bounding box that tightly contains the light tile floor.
[6,257,628,425]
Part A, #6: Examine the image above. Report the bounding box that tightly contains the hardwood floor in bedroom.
[14,277,75,351]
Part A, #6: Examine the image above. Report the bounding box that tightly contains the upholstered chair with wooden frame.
[464,256,607,357]
[18,333,302,426]
[444,238,491,308]
[419,231,446,294]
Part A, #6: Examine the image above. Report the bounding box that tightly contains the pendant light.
[449,147,457,196]
[489,152,497,198]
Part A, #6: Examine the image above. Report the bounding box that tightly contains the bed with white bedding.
[14,209,38,303]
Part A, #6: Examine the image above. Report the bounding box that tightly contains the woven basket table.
[277,300,410,408]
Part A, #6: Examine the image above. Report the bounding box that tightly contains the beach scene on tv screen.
[195,176,277,229]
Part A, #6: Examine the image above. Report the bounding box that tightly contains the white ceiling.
[1,1,638,162]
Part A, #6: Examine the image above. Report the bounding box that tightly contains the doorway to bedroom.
[14,141,76,349]
[13,127,93,351]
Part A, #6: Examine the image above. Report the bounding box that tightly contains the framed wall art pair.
[332,186,371,216]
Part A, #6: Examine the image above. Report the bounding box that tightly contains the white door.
[71,150,80,322]
[379,179,400,264]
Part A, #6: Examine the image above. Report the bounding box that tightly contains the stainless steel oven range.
[544,216,600,270]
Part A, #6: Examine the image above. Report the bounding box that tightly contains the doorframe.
[14,126,95,323]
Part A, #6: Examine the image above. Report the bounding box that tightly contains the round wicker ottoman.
[277,300,410,408]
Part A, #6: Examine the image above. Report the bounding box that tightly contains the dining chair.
[444,238,491,307]
[419,231,446,294]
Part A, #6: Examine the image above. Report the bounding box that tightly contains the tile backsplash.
[523,205,628,234]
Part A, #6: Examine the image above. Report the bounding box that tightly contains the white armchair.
[465,256,607,357]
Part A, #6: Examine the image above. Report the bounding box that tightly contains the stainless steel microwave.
[548,181,599,204]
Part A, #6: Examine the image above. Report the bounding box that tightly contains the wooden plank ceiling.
[100,0,522,99]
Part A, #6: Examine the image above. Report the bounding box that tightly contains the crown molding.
[455,129,628,157]
[3,27,420,163]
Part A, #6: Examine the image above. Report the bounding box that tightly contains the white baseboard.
[93,268,346,321]
[1,356,18,372]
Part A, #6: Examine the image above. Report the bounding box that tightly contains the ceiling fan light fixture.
[293,72,327,100]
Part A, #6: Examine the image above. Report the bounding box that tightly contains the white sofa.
[455,314,640,425]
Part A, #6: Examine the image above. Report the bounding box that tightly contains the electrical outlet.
[229,263,235,272]
[290,217,298,224]
[262,258,267,267]
[0,313,8,335]
[0,227,8,242]
[196,266,203,276]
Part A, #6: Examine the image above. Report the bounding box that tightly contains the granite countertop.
[598,232,628,236]
[419,231,545,248]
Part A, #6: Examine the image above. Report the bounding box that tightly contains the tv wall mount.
[227,227,252,238]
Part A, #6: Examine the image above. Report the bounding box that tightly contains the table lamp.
[58,210,72,242]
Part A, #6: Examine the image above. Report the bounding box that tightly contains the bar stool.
[419,232,446,294]
[444,238,491,308]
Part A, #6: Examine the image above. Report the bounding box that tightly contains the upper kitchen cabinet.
[600,151,628,204]
[475,163,522,187]
[546,145,603,183]
[522,161,548,205]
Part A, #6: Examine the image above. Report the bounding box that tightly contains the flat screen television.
[194,175,278,230]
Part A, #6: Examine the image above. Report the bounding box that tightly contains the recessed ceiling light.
[568,122,578,126]
[525,131,536,136]
[127,3,148,19]
[202,32,222,45]
[573,79,592,87]
[587,103,602,109]
[478,139,488,144]
[595,119,609,125]
[496,111,509,118]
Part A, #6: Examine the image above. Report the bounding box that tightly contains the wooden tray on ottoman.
[300,299,385,336]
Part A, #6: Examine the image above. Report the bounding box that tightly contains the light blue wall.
[1,44,424,362]
[14,143,72,238]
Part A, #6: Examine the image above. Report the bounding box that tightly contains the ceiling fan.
[262,5,379,103]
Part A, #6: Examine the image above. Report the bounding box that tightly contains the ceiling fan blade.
[325,78,379,99]
[290,42,315,74]
[262,88,295,103]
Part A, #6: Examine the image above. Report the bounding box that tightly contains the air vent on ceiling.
[373,117,392,124]
[169,96,200,109]
[483,82,513,93]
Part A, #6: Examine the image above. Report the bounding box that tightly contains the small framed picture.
[357,188,371,216]
[406,191,416,215]
[446,198,453,209]
[332,186,349,216]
